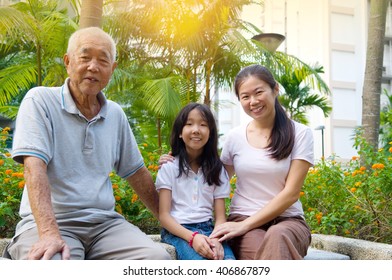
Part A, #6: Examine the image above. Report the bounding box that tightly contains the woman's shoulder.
[227,122,249,137]
[291,120,312,134]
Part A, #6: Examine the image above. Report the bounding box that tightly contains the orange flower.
[18,181,25,188]
[315,212,323,224]
[359,166,366,171]
[354,182,361,187]
[5,169,12,175]
[299,191,305,197]
[0,159,4,166]
[115,195,121,201]
[112,184,119,189]
[351,156,359,161]
[350,187,357,193]
[131,194,138,203]
[230,177,237,185]
[5,152,11,157]
[229,193,234,199]
[372,163,385,169]
[389,147,392,153]
[115,205,122,214]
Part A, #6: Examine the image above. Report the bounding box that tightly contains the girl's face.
[180,108,210,156]
[237,75,278,121]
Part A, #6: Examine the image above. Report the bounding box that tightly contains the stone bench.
[3,233,392,260]
[151,234,351,260]
[310,234,392,260]
[1,235,350,260]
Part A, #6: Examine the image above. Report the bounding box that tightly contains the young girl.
[156,103,235,260]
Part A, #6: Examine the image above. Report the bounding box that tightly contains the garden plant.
[301,128,392,244]
[1,126,391,244]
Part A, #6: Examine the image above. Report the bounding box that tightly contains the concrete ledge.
[3,234,391,260]
[0,239,10,260]
[310,234,392,260]
[0,236,178,260]
[304,248,349,260]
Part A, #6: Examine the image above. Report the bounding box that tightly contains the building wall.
[218,0,389,161]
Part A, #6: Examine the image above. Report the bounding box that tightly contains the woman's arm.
[211,159,311,241]
[210,198,227,260]
[223,164,235,179]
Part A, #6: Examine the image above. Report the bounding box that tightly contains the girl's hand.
[210,221,248,242]
[192,234,215,259]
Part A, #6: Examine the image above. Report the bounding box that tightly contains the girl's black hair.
[234,64,295,160]
[170,102,223,186]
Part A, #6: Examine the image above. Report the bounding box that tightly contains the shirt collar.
[60,77,108,119]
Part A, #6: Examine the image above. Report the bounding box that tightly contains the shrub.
[301,128,392,243]
[0,127,24,238]
[1,126,391,245]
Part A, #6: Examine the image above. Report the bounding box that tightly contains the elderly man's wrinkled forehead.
[67,27,116,62]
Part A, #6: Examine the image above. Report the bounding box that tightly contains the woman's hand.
[158,152,175,168]
[210,238,224,260]
[210,221,249,242]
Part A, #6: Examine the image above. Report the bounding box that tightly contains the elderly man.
[4,27,171,260]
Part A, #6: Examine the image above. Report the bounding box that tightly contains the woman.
[209,64,314,260]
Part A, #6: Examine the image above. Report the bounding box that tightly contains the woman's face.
[237,75,278,121]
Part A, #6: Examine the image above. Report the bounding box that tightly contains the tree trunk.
[79,0,103,29]
[361,0,388,149]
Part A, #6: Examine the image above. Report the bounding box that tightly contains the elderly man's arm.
[126,166,159,218]
[24,156,70,260]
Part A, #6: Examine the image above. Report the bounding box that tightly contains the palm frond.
[0,63,37,106]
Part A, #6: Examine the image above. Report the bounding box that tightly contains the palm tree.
[277,64,332,125]
[361,0,389,150]
[104,0,262,147]
[79,0,103,28]
[0,0,78,117]
[379,89,392,150]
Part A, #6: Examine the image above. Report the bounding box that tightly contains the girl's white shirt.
[156,158,230,224]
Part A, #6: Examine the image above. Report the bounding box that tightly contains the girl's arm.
[158,189,194,242]
[158,189,216,259]
[211,159,311,241]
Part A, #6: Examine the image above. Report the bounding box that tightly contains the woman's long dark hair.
[234,64,295,160]
[170,103,223,186]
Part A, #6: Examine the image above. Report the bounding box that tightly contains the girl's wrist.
[188,231,199,247]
